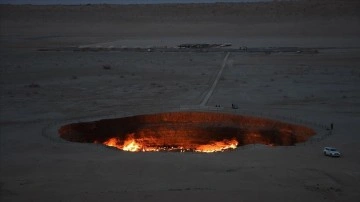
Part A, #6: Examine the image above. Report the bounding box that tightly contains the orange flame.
[101,134,238,153]
[195,139,238,153]
[103,137,122,150]
[122,138,141,152]
[103,134,142,152]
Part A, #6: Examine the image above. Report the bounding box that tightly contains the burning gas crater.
[59,112,315,153]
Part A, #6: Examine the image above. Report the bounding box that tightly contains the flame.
[103,137,123,150]
[122,138,141,152]
[103,134,143,152]
[101,134,238,153]
[195,139,238,153]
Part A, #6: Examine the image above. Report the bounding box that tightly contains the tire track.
[200,52,230,106]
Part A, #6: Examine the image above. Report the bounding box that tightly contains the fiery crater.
[58,112,315,153]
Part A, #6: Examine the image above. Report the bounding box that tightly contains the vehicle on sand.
[323,147,341,157]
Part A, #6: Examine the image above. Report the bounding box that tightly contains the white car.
[323,147,341,157]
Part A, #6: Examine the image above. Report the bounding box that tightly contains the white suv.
[323,147,341,157]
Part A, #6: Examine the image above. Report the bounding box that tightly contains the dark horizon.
[0,0,273,5]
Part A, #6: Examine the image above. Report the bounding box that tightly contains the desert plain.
[1,0,360,201]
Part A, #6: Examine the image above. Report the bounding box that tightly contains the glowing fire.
[103,138,121,149]
[101,134,238,153]
[103,134,142,152]
[195,139,238,153]
[123,138,141,151]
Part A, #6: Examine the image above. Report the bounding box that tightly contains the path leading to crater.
[200,52,230,106]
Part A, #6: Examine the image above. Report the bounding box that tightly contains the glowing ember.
[102,135,238,153]
[195,139,238,153]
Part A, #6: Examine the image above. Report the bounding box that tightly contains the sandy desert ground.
[1,0,360,201]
